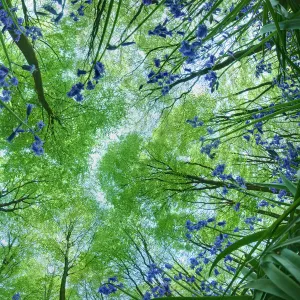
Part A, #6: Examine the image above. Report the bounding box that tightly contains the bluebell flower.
[143,291,151,300]
[217,221,226,227]
[12,293,20,300]
[243,135,250,141]
[87,80,95,90]
[258,200,269,207]
[212,164,225,176]
[98,283,117,295]
[165,0,185,18]
[25,26,42,41]
[233,202,240,212]
[165,263,173,269]
[26,103,34,119]
[190,257,199,268]
[143,0,153,5]
[0,65,9,82]
[31,135,44,156]
[70,12,79,21]
[10,77,18,86]
[37,121,45,130]
[233,227,239,232]
[154,58,160,68]
[196,24,208,39]
[186,116,204,128]
[207,217,215,222]
[77,69,87,77]
[161,85,170,95]
[235,176,246,188]
[195,267,202,275]
[222,186,228,195]
[149,24,172,38]
[67,82,84,101]
[94,61,105,81]
[214,268,220,276]
[203,257,210,264]
[0,90,11,102]
[78,5,85,16]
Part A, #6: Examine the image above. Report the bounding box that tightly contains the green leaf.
[280,174,297,196]
[244,279,293,300]
[261,19,300,34]
[262,262,300,300]
[271,249,300,283]
[209,226,285,275]
[271,236,300,250]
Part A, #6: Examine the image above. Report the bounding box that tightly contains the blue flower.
[0,65,9,82]
[10,77,18,86]
[143,0,153,5]
[0,90,11,102]
[149,24,172,38]
[212,164,225,176]
[196,24,208,39]
[37,121,45,130]
[154,58,160,68]
[94,61,105,81]
[143,291,151,300]
[214,268,220,276]
[186,116,203,128]
[258,200,269,207]
[67,82,84,100]
[217,221,226,227]
[26,103,34,119]
[77,69,87,77]
[164,263,173,269]
[233,202,240,212]
[12,293,20,300]
[235,176,246,188]
[87,80,95,90]
[31,135,44,156]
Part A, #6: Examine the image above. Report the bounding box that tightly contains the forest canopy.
[0,0,300,299]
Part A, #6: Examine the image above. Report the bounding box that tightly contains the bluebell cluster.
[255,59,272,78]
[179,40,201,63]
[146,263,162,283]
[186,116,204,127]
[147,69,179,96]
[6,104,45,156]
[0,3,43,42]
[149,24,172,38]
[245,216,262,231]
[70,0,92,21]
[67,62,104,102]
[200,139,220,158]
[165,0,186,18]
[98,277,123,296]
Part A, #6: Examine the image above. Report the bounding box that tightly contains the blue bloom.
[94,61,105,81]
[67,82,84,101]
[235,176,246,188]
[196,24,208,39]
[10,77,18,86]
[143,291,151,300]
[161,85,170,95]
[26,103,34,119]
[12,293,20,300]
[37,121,45,130]
[212,164,225,176]
[233,227,239,232]
[149,24,172,38]
[165,0,185,18]
[214,268,220,276]
[143,0,153,5]
[154,58,160,68]
[77,69,87,77]
[0,65,9,82]
[87,80,95,90]
[164,263,173,269]
[179,41,201,63]
[0,90,11,102]
[186,116,204,128]
[217,221,226,227]
[98,283,117,295]
[207,217,215,222]
[31,135,44,156]
[258,200,269,207]
[233,202,240,212]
